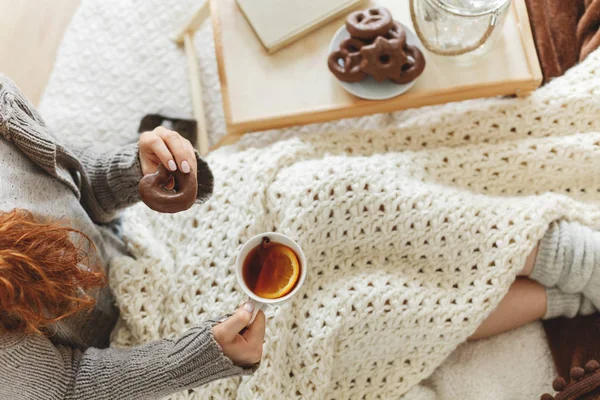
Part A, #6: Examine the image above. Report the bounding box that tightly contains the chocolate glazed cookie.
[390,45,426,84]
[345,7,393,39]
[328,49,366,83]
[359,36,406,82]
[139,164,198,213]
[383,21,407,45]
[327,37,370,82]
[339,37,369,54]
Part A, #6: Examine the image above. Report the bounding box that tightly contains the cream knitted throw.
[107,58,600,400]
[37,1,600,398]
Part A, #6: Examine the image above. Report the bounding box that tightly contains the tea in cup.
[235,232,307,324]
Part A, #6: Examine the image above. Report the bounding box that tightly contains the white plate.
[328,22,424,100]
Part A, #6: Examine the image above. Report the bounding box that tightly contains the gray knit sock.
[544,288,585,319]
[532,220,600,310]
[580,296,598,316]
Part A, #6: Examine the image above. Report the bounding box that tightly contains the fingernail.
[244,301,254,313]
[216,343,223,352]
[168,160,177,171]
[181,160,191,174]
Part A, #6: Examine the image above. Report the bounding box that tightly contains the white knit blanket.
[39,1,600,398]
[108,59,600,399]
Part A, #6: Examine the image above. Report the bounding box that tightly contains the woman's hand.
[212,303,266,367]
[139,127,197,176]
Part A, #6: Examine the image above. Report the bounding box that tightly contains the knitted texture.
[109,57,600,399]
[0,71,214,221]
[0,326,248,400]
[545,289,585,319]
[533,220,600,311]
[38,0,600,398]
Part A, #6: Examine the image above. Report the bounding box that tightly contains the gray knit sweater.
[0,74,252,399]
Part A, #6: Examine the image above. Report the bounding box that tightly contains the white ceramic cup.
[235,232,307,325]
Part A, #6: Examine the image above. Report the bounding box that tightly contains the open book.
[236,0,365,54]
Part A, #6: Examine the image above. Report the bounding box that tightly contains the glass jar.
[410,0,511,58]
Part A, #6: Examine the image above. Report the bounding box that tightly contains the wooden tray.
[211,0,542,142]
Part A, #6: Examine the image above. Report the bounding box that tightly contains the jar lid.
[437,0,510,16]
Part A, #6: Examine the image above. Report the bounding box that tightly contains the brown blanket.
[526,0,600,83]
[542,316,600,399]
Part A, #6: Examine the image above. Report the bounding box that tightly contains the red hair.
[0,209,106,334]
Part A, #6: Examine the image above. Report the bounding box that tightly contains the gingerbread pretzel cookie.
[328,7,426,86]
[139,163,198,213]
[346,7,393,39]
[359,37,406,82]
[340,37,369,54]
[383,21,407,45]
[328,51,366,83]
[327,37,370,82]
[390,45,426,84]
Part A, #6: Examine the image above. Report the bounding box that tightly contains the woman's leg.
[469,278,547,340]
[518,243,539,277]
[470,244,543,340]
[470,231,597,340]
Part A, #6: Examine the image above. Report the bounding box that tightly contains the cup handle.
[248,299,264,326]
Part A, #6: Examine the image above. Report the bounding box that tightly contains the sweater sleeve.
[0,73,214,224]
[66,142,145,220]
[0,323,254,400]
[64,143,214,223]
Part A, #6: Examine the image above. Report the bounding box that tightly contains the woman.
[0,75,265,399]
[2,74,599,398]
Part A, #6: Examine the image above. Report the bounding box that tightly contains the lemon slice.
[253,245,300,299]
